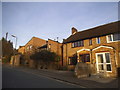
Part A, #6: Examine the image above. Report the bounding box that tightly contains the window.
[68,57,77,65]
[26,45,32,51]
[72,43,74,47]
[26,46,29,51]
[80,54,90,63]
[107,35,112,41]
[96,53,112,72]
[113,33,120,41]
[89,39,92,45]
[107,33,120,42]
[96,37,100,44]
[29,45,32,50]
[72,40,84,48]
[75,42,78,47]
[80,40,84,46]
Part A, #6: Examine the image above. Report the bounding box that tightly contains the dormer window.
[107,33,120,42]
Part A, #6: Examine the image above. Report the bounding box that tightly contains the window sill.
[107,40,120,43]
[71,46,84,48]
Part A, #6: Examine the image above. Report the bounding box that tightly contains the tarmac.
[4,64,119,88]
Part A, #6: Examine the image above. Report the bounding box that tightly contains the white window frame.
[96,37,100,44]
[29,45,32,50]
[106,34,120,43]
[89,39,92,45]
[96,52,112,73]
[72,43,74,48]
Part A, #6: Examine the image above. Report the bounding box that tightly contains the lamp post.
[11,35,17,49]
[11,35,17,66]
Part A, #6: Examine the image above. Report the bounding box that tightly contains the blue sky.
[2,2,118,49]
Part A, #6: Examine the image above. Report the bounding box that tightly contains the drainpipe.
[90,49,93,64]
[77,52,79,63]
[61,44,63,66]
[66,43,68,66]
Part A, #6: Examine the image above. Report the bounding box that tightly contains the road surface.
[2,65,82,88]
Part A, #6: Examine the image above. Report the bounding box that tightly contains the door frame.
[96,52,112,73]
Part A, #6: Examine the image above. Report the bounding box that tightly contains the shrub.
[30,50,60,63]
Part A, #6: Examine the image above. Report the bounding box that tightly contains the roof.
[63,21,120,43]
[38,44,47,49]
[25,36,46,46]
[48,38,61,43]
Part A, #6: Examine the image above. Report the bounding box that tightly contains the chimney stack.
[72,27,78,35]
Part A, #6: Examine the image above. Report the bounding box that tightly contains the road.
[2,65,82,88]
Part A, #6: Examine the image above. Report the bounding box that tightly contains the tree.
[0,37,14,63]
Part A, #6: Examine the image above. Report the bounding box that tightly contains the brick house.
[18,37,46,66]
[18,37,62,68]
[38,39,62,55]
[37,38,63,67]
[18,37,47,54]
[62,21,120,77]
[18,46,25,54]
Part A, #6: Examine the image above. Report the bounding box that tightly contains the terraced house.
[62,21,120,77]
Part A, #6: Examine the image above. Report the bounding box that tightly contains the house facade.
[18,46,25,54]
[18,37,62,67]
[18,37,46,66]
[62,21,120,77]
[37,39,63,66]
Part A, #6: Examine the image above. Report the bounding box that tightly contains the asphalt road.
[2,65,81,88]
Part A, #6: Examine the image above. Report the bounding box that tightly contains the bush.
[2,55,11,63]
[30,50,60,63]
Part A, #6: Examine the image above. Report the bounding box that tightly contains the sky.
[2,2,118,49]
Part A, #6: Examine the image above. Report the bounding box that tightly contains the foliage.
[30,50,60,63]
[0,37,14,63]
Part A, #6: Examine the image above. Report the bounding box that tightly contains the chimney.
[72,27,78,35]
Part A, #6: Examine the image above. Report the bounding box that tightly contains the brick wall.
[63,35,120,77]
[18,46,25,54]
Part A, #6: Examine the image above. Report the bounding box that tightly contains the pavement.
[3,64,119,88]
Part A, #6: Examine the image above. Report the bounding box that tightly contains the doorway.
[96,53,112,73]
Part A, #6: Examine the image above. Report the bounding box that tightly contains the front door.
[96,53,112,73]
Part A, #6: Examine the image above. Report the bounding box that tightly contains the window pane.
[75,42,78,47]
[106,64,112,71]
[85,54,90,62]
[89,39,92,45]
[105,53,110,63]
[97,54,103,63]
[97,37,100,44]
[108,35,112,41]
[80,40,84,46]
[80,54,90,63]
[78,41,80,47]
[113,33,120,41]
[72,43,74,47]
[80,55,85,63]
[98,64,104,70]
